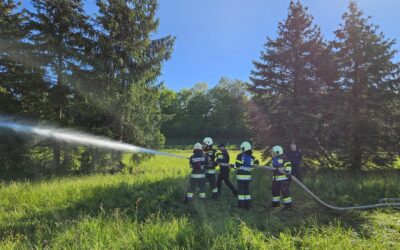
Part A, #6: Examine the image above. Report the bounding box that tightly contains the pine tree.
[333,1,400,169]
[0,0,50,118]
[249,1,337,161]
[90,0,175,153]
[0,0,51,178]
[28,0,92,171]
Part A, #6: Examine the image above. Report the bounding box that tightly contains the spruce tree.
[249,1,336,161]
[0,0,50,117]
[91,0,175,152]
[0,0,50,178]
[333,1,400,169]
[28,0,92,170]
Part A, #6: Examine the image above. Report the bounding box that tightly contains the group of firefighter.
[184,137,302,210]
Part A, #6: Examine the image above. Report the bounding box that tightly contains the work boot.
[282,205,292,211]
[271,202,280,208]
[182,197,190,204]
[232,191,238,198]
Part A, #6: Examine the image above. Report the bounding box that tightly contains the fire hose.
[219,163,400,210]
[257,165,400,211]
[1,118,399,211]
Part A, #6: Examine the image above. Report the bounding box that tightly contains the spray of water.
[0,116,186,159]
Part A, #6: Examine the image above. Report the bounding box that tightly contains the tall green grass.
[0,150,399,249]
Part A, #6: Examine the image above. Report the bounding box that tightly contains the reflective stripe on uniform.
[239,167,252,171]
[212,188,218,193]
[206,169,216,174]
[237,175,252,180]
[199,193,206,198]
[235,160,243,164]
[284,162,292,173]
[217,155,224,159]
[274,175,288,181]
[245,195,251,200]
[272,196,280,202]
[186,192,194,198]
[191,174,205,178]
[283,197,292,204]
[192,157,206,162]
[238,195,246,200]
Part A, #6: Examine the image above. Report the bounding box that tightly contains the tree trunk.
[53,50,64,172]
[350,61,362,170]
[52,143,61,171]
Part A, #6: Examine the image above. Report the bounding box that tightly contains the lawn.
[0,150,399,249]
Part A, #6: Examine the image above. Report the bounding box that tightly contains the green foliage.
[0,0,175,177]
[27,0,93,171]
[92,0,174,146]
[0,0,399,178]
[0,0,50,117]
[249,1,337,162]
[160,78,249,142]
[28,0,91,122]
[332,1,400,169]
[0,0,51,177]
[0,150,399,248]
[249,1,400,169]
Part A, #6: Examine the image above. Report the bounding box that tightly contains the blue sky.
[21,0,400,91]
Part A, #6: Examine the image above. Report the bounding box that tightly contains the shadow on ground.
[4,167,398,245]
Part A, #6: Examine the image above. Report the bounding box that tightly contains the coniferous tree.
[333,1,400,169]
[89,0,174,156]
[0,0,51,178]
[249,1,337,161]
[28,0,92,170]
[0,0,49,117]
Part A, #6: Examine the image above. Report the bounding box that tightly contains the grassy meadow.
[0,150,400,249]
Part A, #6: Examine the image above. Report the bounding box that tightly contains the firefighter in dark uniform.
[216,143,238,197]
[286,142,303,181]
[202,137,218,199]
[235,141,259,209]
[184,142,208,203]
[271,145,293,210]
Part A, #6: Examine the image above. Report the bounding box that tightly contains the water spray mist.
[0,116,185,159]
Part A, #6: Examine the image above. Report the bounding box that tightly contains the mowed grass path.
[0,150,399,249]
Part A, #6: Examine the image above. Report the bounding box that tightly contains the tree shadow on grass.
[2,168,399,245]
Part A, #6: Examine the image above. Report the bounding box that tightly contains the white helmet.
[203,137,213,146]
[272,145,283,155]
[194,142,202,150]
[240,141,252,152]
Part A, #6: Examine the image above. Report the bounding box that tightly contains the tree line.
[0,0,399,179]
[0,0,175,178]
[0,0,250,178]
[248,1,399,170]
[159,78,249,145]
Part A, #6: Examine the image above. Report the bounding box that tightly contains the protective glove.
[277,167,285,174]
[254,160,260,165]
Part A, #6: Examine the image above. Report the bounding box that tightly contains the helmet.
[194,142,202,150]
[203,137,213,146]
[240,141,252,152]
[272,145,283,155]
